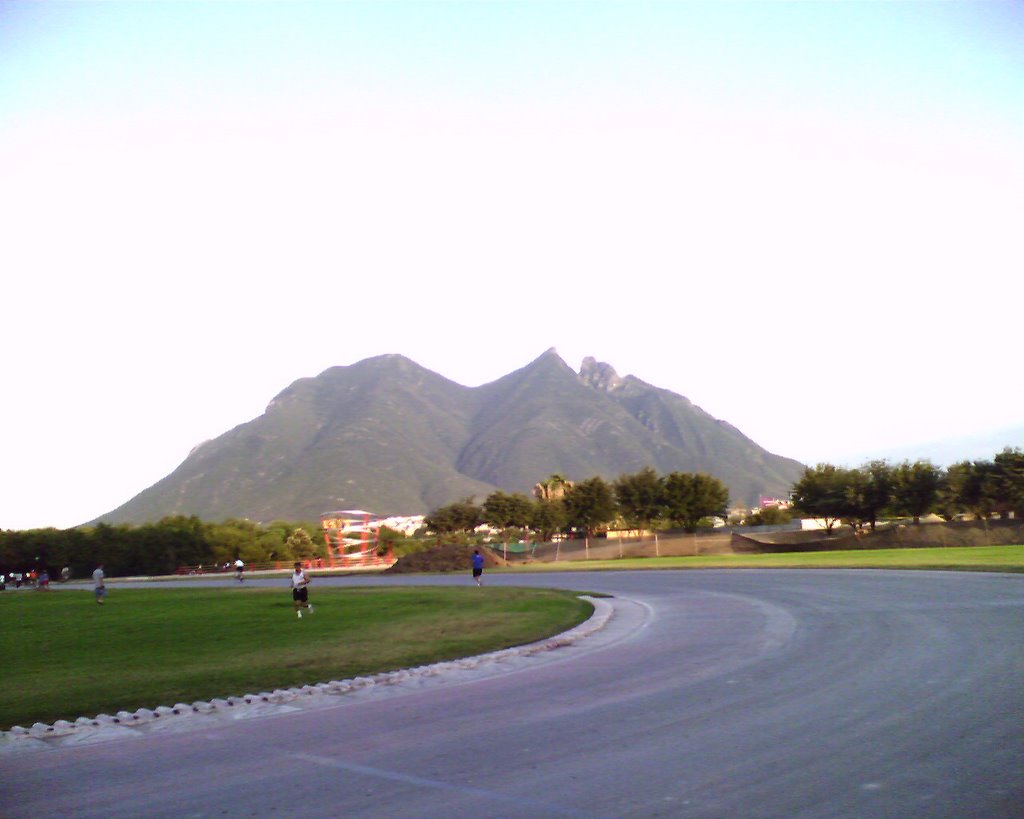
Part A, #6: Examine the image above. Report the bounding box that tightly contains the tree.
[256,528,289,561]
[936,460,1001,522]
[844,460,893,531]
[90,522,140,576]
[424,499,483,536]
[375,525,406,554]
[937,462,968,521]
[663,472,729,532]
[204,518,262,566]
[613,467,665,534]
[562,477,617,537]
[531,499,568,542]
[991,448,1024,519]
[482,491,535,530]
[840,469,869,532]
[742,506,792,526]
[286,527,316,558]
[143,515,209,574]
[482,490,535,552]
[890,460,941,524]
[790,464,851,533]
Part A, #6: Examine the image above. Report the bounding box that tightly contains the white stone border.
[0,596,612,754]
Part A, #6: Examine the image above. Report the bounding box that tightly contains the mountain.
[93,350,805,524]
[833,425,1024,469]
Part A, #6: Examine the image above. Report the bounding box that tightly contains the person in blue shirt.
[472,549,484,586]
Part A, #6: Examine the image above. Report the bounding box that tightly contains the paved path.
[3,570,1023,817]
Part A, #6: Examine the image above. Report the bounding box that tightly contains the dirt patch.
[384,543,508,574]
[732,520,1024,553]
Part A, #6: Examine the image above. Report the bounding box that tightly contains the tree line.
[790,448,1024,533]
[3,448,1020,578]
[0,517,324,580]
[426,448,1024,541]
[424,468,729,540]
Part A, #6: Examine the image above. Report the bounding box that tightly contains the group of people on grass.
[84,551,485,611]
[86,560,317,614]
[1,566,70,591]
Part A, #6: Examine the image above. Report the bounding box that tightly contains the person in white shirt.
[291,562,313,618]
[234,558,245,582]
[93,564,106,604]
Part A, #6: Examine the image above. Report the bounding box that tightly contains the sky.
[2,1,1023,530]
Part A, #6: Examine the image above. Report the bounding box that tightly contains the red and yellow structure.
[320,509,394,568]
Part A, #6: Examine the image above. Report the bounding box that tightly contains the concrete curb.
[0,596,613,755]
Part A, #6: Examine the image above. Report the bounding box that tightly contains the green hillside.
[94,350,805,524]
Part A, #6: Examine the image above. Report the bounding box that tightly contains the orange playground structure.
[320,509,394,568]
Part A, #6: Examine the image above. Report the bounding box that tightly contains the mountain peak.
[579,356,625,392]
[518,348,575,375]
[536,347,566,364]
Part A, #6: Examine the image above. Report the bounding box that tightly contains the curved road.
[3,570,1023,818]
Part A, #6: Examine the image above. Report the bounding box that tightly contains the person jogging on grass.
[291,562,313,618]
[93,564,106,604]
[472,549,484,586]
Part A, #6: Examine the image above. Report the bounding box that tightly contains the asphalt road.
[3,569,1023,818]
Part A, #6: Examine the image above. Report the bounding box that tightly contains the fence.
[175,521,1024,574]
[488,531,734,563]
[486,520,1024,563]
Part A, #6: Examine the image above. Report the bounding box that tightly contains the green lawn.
[501,544,1024,572]
[0,586,592,730]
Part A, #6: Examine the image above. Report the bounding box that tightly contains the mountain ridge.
[92,351,806,524]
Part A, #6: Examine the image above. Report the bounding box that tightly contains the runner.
[93,564,106,604]
[291,562,313,618]
[234,557,245,582]
[472,549,484,587]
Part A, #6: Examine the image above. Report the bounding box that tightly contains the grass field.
[501,544,1024,572]
[0,586,592,730]
[4,545,1022,730]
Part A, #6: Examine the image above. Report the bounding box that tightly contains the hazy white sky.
[2,1,1022,530]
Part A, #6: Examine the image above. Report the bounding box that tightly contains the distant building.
[376,515,426,536]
